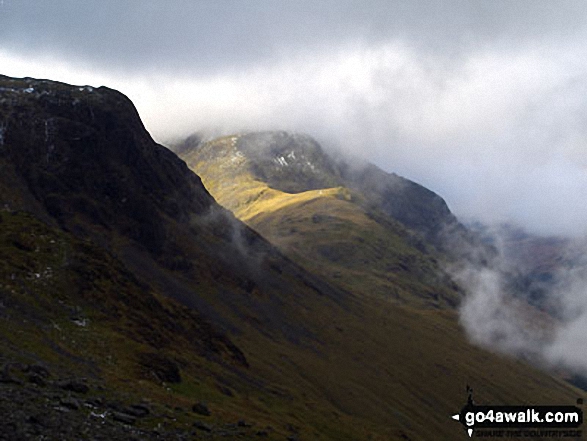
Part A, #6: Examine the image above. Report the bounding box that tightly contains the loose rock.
[193,420,212,432]
[191,401,210,416]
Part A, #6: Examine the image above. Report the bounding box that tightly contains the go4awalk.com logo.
[451,386,583,438]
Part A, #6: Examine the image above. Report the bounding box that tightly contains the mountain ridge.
[177,130,459,241]
[177,130,473,308]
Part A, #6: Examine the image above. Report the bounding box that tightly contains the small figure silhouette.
[466,385,474,406]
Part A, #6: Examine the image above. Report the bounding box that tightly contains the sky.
[2,0,587,237]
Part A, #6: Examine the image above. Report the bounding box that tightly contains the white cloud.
[453,237,587,377]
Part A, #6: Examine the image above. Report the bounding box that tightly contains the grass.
[0,209,419,439]
[0,210,268,435]
[0,169,579,440]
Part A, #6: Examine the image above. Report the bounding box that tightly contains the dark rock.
[137,353,182,384]
[256,430,269,437]
[0,76,215,257]
[123,404,150,418]
[27,413,57,429]
[237,419,252,427]
[57,379,89,394]
[27,373,46,387]
[27,415,42,426]
[25,364,50,378]
[107,400,123,411]
[191,401,210,416]
[0,363,23,385]
[59,397,81,410]
[193,420,212,432]
[85,397,104,407]
[0,371,23,385]
[112,411,136,425]
[217,385,234,397]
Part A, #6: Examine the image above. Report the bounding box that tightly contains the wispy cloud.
[451,232,587,377]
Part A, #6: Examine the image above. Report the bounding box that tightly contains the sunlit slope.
[181,134,460,308]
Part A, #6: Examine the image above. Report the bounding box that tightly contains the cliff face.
[0,75,214,253]
[0,76,260,439]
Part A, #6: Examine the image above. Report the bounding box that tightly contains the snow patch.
[274,156,288,167]
[230,150,244,163]
[73,317,89,327]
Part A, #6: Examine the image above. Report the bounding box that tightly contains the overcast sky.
[2,0,587,237]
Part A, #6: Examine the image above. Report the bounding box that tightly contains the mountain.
[0,75,353,439]
[176,130,583,436]
[177,131,458,238]
[0,76,581,440]
[176,131,489,308]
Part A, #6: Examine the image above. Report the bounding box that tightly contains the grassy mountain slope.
[178,131,584,438]
[0,76,582,440]
[180,133,461,309]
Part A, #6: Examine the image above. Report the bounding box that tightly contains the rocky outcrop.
[0,75,214,254]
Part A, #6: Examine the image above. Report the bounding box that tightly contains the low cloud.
[455,266,546,357]
[543,253,587,373]
[452,233,587,377]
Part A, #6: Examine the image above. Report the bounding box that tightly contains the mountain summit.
[177,131,476,308]
[0,76,216,252]
[178,131,460,243]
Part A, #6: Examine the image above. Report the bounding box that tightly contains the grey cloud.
[453,236,587,377]
[2,1,587,76]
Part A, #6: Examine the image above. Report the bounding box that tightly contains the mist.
[450,230,587,379]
